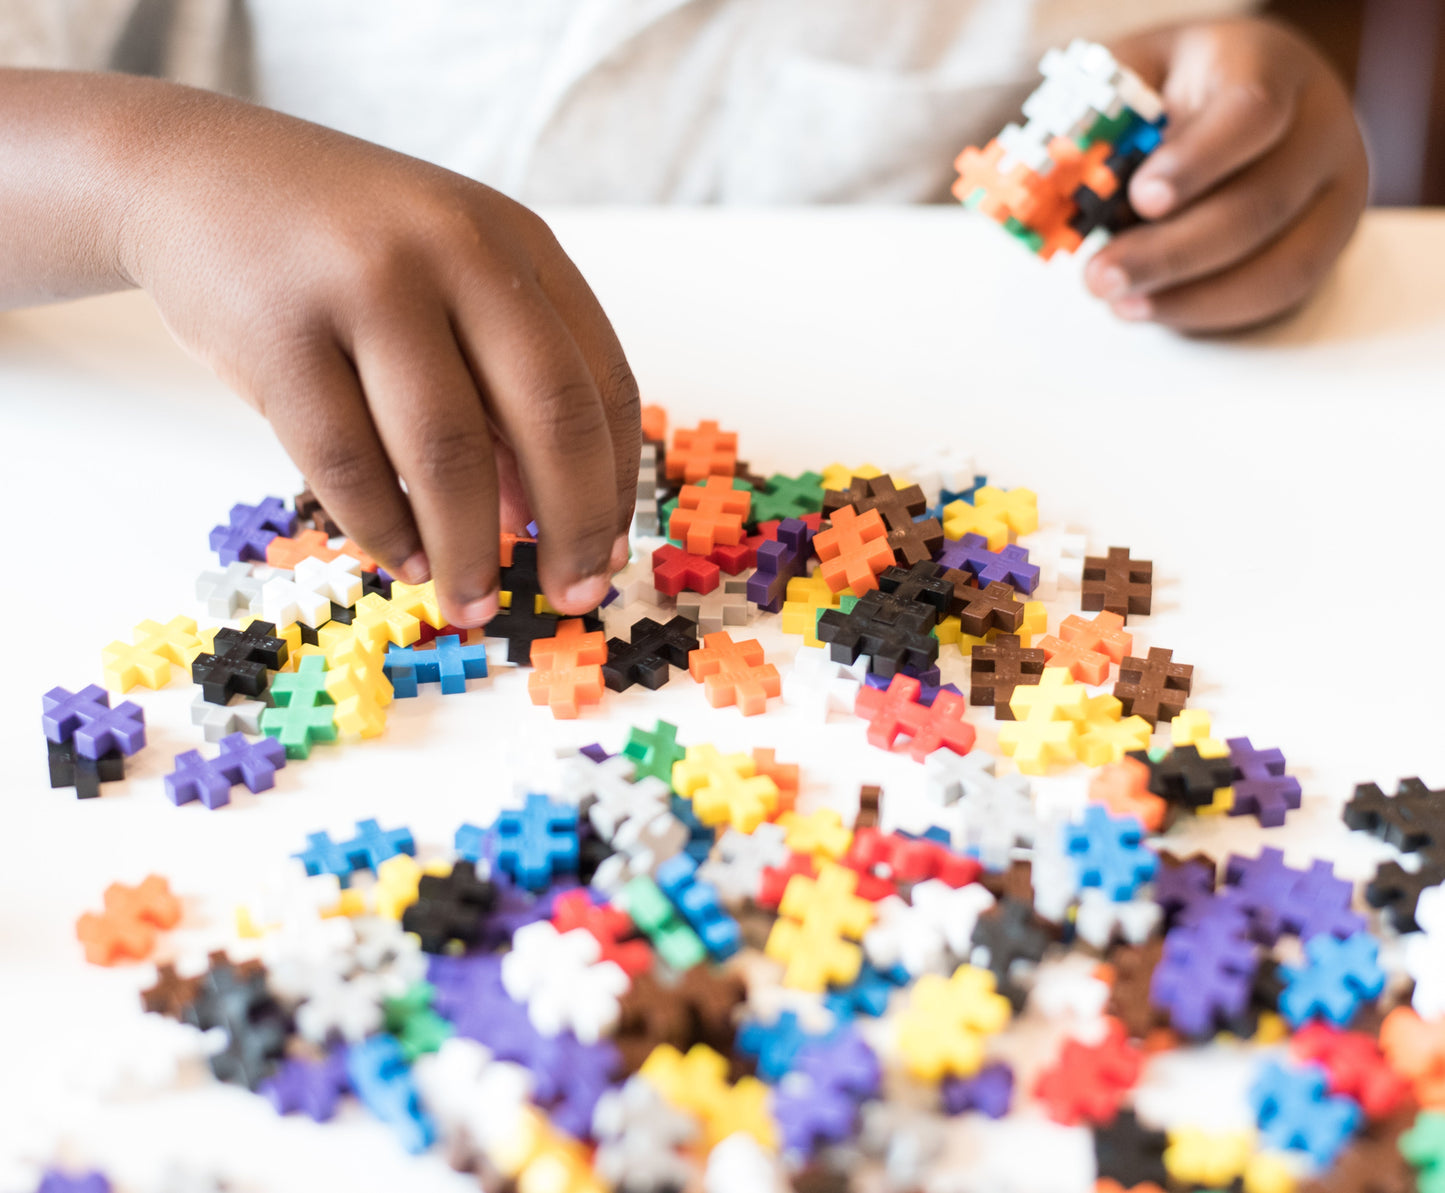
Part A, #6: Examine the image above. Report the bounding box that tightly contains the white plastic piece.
[293,553,363,608]
[591,810,690,895]
[501,921,631,1043]
[1028,815,1082,925]
[782,645,869,721]
[259,574,332,630]
[593,1075,700,1193]
[904,446,978,509]
[294,970,388,1044]
[588,765,673,844]
[1015,525,1086,602]
[923,749,1001,807]
[996,121,1054,176]
[1028,955,1113,1022]
[1074,887,1162,950]
[704,1133,789,1193]
[912,879,998,958]
[864,895,951,977]
[944,768,1038,872]
[189,690,265,742]
[698,823,789,906]
[1406,883,1445,1017]
[195,561,263,619]
[414,1037,536,1156]
[677,576,752,636]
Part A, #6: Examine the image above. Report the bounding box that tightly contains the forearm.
[0,69,188,308]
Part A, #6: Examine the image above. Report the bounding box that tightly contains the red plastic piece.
[845,828,981,890]
[758,853,816,910]
[853,674,976,763]
[652,545,720,597]
[710,534,763,575]
[551,889,653,978]
[75,875,182,966]
[1033,1018,1143,1126]
[1291,1022,1409,1120]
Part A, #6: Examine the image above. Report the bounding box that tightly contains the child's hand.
[1086,18,1369,333]
[121,90,638,626]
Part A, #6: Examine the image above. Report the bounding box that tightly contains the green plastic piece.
[383,981,452,1062]
[1402,1111,1445,1193]
[750,472,825,523]
[624,720,686,788]
[622,875,706,971]
[260,655,337,759]
[1002,217,1045,254]
[1082,108,1132,149]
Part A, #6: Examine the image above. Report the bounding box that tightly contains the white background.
[1,208,1443,1191]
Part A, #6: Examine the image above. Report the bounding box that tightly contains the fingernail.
[562,574,611,612]
[456,592,499,627]
[397,550,431,585]
[1091,264,1131,301]
[1132,177,1174,215]
[609,534,631,574]
[1113,296,1153,322]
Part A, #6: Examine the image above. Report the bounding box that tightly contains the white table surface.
[2,207,1444,1192]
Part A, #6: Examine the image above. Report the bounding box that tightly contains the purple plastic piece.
[773,1029,880,1156]
[580,742,611,763]
[1226,737,1302,827]
[862,670,960,706]
[208,497,296,565]
[42,685,146,759]
[36,1173,111,1193]
[524,520,540,537]
[1150,897,1259,1036]
[796,1029,881,1100]
[1218,848,1364,945]
[747,517,816,613]
[165,733,287,809]
[375,567,395,588]
[941,1061,1014,1118]
[1153,855,1216,927]
[934,533,1039,594]
[260,1049,350,1121]
[600,585,620,609]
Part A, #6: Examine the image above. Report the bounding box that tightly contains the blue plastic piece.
[736,1009,842,1082]
[824,962,907,1020]
[454,822,494,865]
[1064,806,1157,900]
[345,1034,435,1153]
[383,634,488,698]
[492,793,578,892]
[1250,1059,1359,1166]
[1279,931,1386,1027]
[670,793,715,863]
[655,852,740,959]
[293,818,414,887]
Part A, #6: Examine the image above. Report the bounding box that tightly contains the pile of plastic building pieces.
[953,40,1167,259]
[30,394,1445,1193]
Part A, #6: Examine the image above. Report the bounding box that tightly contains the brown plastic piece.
[970,634,1045,718]
[1104,938,1168,1040]
[1114,647,1193,726]
[954,581,1025,636]
[856,784,882,830]
[822,474,943,567]
[1298,1099,1420,1193]
[1082,547,1153,622]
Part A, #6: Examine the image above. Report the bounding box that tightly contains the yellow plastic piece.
[896,964,1012,1083]
[101,616,201,692]
[779,573,843,647]
[1243,1153,1297,1193]
[351,593,421,650]
[777,809,852,862]
[996,667,1087,774]
[1253,1011,1289,1046]
[1170,711,1234,813]
[639,1044,777,1152]
[765,862,874,992]
[490,1107,605,1193]
[822,462,883,491]
[941,486,1038,551]
[1164,1128,1255,1187]
[390,580,445,629]
[1075,694,1153,767]
[671,745,778,833]
[326,660,391,739]
[374,855,449,920]
[292,619,355,664]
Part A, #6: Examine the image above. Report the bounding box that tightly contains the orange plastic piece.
[668,477,751,556]
[1088,756,1166,832]
[752,748,800,814]
[1095,1183,1164,1193]
[265,529,339,569]
[640,404,668,443]
[75,875,181,966]
[1380,1007,1445,1107]
[335,539,377,572]
[814,506,895,595]
[528,619,607,719]
[667,420,737,484]
[688,632,780,716]
[500,531,536,569]
[1038,633,1111,685]
[1062,611,1134,663]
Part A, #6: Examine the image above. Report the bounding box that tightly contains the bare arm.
[0,69,638,624]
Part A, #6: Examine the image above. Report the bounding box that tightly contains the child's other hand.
[1086,18,1369,333]
[124,95,637,627]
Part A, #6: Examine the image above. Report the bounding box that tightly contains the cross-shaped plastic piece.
[1083,546,1153,621]
[666,420,737,483]
[765,862,875,991]
[195,561,264,618]
[350,592,422,651]
[996,667,1087,773]
[854,673,976,762]
[209,496,295,564]
[385,634,488,697]
[75,874,181,965]
[42,684,146,759]
[779,572,842,646]
[260,655,337,758]
[165,732,288,809]
[671,744,778,832]
[896,964,1012,1082]
[687,631,780,715]
[936,533,1039,593]
[669,475,751,556]
[493,793,579,891]
[624,719,686,786]
[942,486,1038,551]
[814,506,895,594]
[100,616,202,692]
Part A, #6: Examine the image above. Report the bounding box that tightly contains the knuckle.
[1241,187,1295,239]
[532,378,610,446]
[601,358,641,420]
[410,423,494,493]
[307,440,380,497]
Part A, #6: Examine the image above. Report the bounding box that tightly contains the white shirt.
[0,0,1255,202]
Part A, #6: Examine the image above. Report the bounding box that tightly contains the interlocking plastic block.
[814,505,895,594]
[1134,743,1234,809]
[750,471,825,523]
[1280,931,1386,1027]
[259,654,336,758]
[640,1043,776,1151]
[528,619,607,719]
[100,615,201,692]
[1162,1126,1254,1189]
[941,1061,1013,1118]
[736,1009,840,1083]
[941,486,1037,551]
[969,634,1045,718]
[817,587,940,679]
[209,497,296,564]
[666,420,737,484]
[260,1050,350,1121]
[688,632,780,715]
[1402,1111,1445,1193]
[383,634,487,697]
[1033,1017,1141,1125]
[293,817,415,886]
[165,733,287,809]
[1082,547,1153,622]
[42,684,146,760]
[47,738,125,798]
[651,543,721,597]
[655,853,740,959]
[620,874,707,971]
[1094,1110,1169,1190]
[1219,847,1365,944]
[1064,806,1157,900]
[1090,756,1166,832]
[1251,1058,1361,1166]
[1225,736,1302,827]
[669,475,751,556]
[1149,901,1258,1037]
[1113,647,1192,726]
[494,794,579,892]
[551,888,652,977]
[747,517,816,612]
[624,719,686,789]
[824,474,943,567]
[773,1029,881,1157]
[346,1033,435,1153]
[936,533,1039,594]
[75,874,181,965]
[1291,1022,1409,1120]
[401,861,497,953]
[603,616,698,692]
[897,964,1012,1083]
[672,744,779,833]
[36,1172,111,1193]
[196,560,263,619]
[766,863,875,991]
[1344,776,1445,854]
[854,673,976,762]
[780,572,843,647]
[996,667,1086,773]
[969,898,1050,1009]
